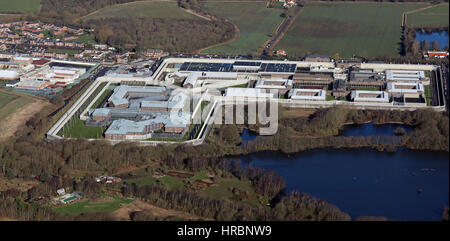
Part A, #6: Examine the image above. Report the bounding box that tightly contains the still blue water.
[339,123,414,137]
[238,125,449,220]
[415,30,449,50]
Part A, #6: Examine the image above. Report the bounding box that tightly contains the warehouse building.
[0,69,19,80]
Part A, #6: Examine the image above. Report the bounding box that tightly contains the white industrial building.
[0,70,19,80]
[385,70,425,82]
[225,88,274,99]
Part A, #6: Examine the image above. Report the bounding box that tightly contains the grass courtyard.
[275,2,429,58]
[200,2,285,55]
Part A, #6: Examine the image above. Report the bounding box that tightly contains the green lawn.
[54,195,133,214]
[424,84,431,106]
[59,117,105,138]
[74,34,97,44]
[201,2,285,55]
[407,4,449,28]
[84,1,197,20]
[47,48,80,55]
[326,95,336,101]
[275,2,428,58]
[0,0,40,13]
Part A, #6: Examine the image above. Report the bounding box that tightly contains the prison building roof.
[288,89,326,101]
[108,85,166,107]
[225,88,274,98]
[387,82,424,94]
[104,112,191,135]
[255,78,292,89]
[350,90,389,103]
[233,61,262,67]
[385,70,425,82]
[92,108,111,117]
[179,62,233,72]
[259,63,297,73]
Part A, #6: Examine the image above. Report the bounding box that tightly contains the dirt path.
[266,6,303,55]
[112,200,212,221]
[402,3,445,27]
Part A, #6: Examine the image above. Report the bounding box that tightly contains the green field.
[83,1,197,20]
[47,48,80,55]
[54,195,133,214]
[74,35,97,44]
[0,0,41,13]
[407,4,449,28]
[0,92,19,109]
[200,2,285,55]
[0,92,33,122]
[127,175,185,190]
[275,2,428,58]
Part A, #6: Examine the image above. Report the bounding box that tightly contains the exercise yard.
[200,2,285,55]
[275,2,429,58]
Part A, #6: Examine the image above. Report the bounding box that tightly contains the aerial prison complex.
[46,56,444,142]
[163,59,434,106]
[86,85,191,140]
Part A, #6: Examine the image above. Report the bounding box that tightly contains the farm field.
[83,1,198,20]
[407,4,449,28]
[200,2,285,55]
[275,2,428,58]
[54,195,133,214]
[0,0,41,13]
[0,90,50,140]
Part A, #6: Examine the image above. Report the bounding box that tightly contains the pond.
[338,123,414,137]
[415,30,449,50]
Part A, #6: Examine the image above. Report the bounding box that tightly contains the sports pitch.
[275,2,429,58]
[200,2,285,55]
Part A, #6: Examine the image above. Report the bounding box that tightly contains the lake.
[238,125,449,220]
[415,30,449,50]
[338,123,414,137]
